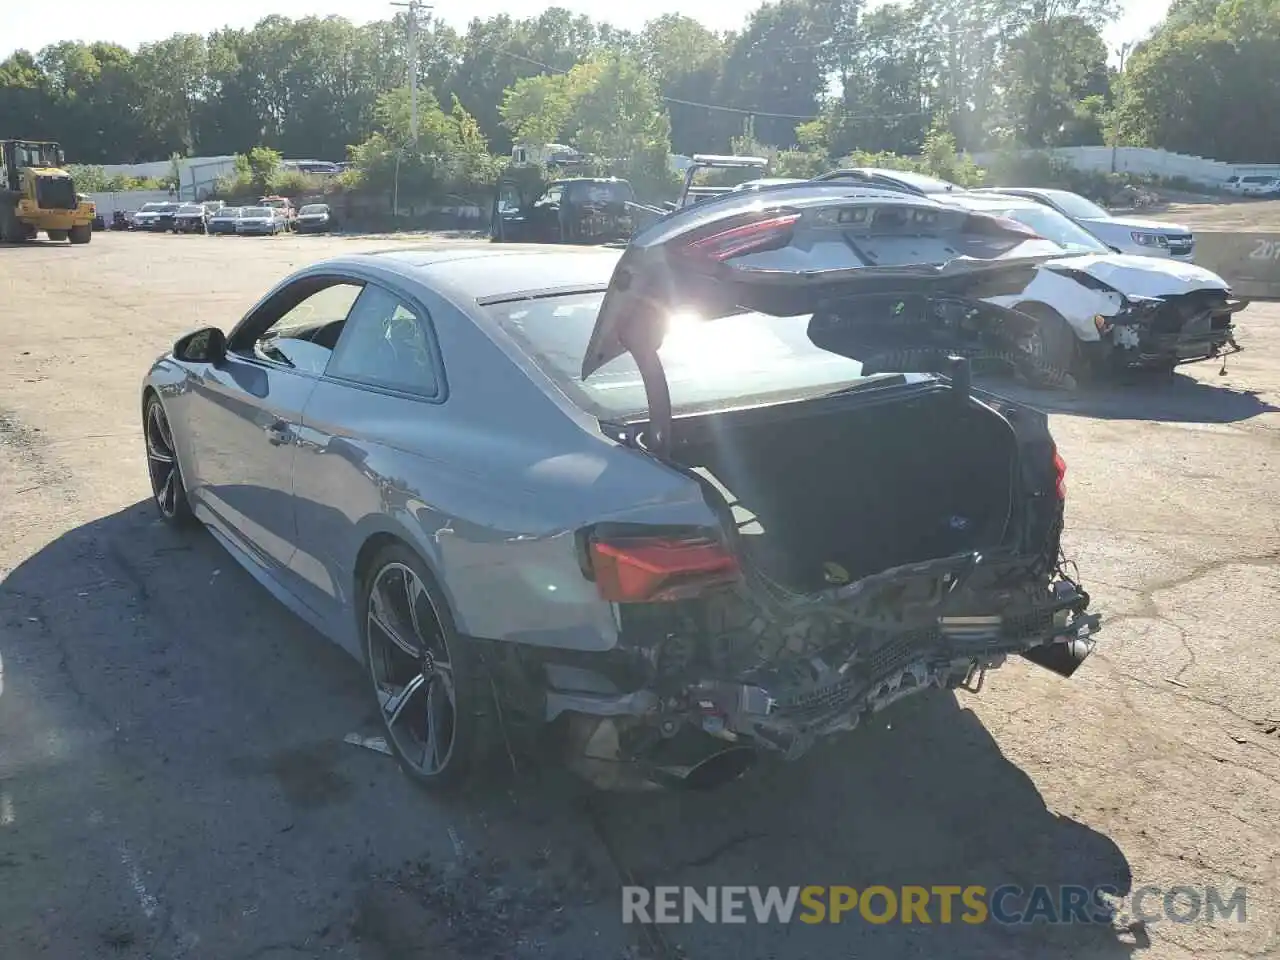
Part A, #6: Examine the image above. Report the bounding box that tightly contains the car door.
[182,277,365,587]
[528,184,564,242]
[492,178,526,241]
[290,281,446,638]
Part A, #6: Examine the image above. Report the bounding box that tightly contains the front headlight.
[1131,232,1169,248]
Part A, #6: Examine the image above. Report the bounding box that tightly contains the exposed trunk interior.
[672,388,1020,593]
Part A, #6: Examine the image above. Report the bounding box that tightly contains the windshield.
[179,205,202,214]
[139,203,167,212]
[487,293,882,419]
[970,203,1108,254]
[299,204,328,214]
[244,207,270,217]
[1040,190,1110,220]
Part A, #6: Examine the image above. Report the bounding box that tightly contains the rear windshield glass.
[486,293,874,419]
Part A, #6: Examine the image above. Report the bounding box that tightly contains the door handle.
[265,421,292,446]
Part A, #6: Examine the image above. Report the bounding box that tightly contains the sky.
[1,0,1172,61]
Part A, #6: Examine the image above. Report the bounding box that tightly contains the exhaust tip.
[657,747,759,791]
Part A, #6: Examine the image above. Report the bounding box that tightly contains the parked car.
[236,206,288,236]
[142,187,1101,792]
[173,203,209,234]
[972,187,1196,261]
[258,195,297,230]
[295,203,336,233]
[940,192,1244,376]
[491,177,638,243]
[206,206,244,235]
[132,201,180,232]
[1223,174,1280,197]
[111,210,133,230]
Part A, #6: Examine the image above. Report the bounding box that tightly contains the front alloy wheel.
[362,547,492,790]
[144,395,195,525]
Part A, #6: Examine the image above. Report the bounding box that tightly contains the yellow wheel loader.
[0,140,95,244]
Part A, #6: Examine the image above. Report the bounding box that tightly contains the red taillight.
[1052,448,1067,500]
[685,213,801,262]
[588,536,740,602]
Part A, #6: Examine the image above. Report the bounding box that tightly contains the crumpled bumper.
[548,551,1101,789]
[1106,292,1246,367]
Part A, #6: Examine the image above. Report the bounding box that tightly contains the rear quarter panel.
[294,272,717,653]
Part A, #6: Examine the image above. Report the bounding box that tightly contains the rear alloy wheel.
[362,546,493,790]
[144,395,195,526]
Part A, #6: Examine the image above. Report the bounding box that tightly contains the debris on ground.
[343,733,393,756]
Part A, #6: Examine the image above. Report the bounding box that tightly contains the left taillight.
[684,212,801,262]
[1052,447,1067,500]
[585,534,741,603]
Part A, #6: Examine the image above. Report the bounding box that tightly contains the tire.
[359,543,496,791]
[1017,302,1079,376]
[46,229,69,242]
[69,225,91,244]
[143,393,196,527]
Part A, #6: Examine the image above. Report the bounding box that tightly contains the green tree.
[636,15,728,153]
[1113,0,1280,159]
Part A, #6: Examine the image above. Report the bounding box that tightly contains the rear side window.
[326,285,440,398]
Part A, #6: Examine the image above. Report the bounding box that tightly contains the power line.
[493,49,931,124]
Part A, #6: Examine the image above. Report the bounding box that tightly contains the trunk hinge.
[619,325,673,458]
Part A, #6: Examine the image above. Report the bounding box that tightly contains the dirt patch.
[1142,198,1280,232]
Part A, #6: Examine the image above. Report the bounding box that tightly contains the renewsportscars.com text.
[622,885,1249,926]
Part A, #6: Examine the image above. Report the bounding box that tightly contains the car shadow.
[980,371,1279,424]
[1,500,1138,960]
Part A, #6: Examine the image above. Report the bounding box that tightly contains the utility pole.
[391,0,432,143]
[1111,41,1134,174]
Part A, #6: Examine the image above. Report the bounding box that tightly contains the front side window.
[250,281,365,374]
[327,286,440,397]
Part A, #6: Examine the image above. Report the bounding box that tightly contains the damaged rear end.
[551,189,1102,790]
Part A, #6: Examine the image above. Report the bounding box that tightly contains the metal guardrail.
[1195,232,1280,300]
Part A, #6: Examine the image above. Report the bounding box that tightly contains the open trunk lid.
[580,187,1068,453]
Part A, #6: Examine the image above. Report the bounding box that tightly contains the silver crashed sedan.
[141,187,1101,792]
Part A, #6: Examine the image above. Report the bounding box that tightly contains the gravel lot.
[2,231,1278,960]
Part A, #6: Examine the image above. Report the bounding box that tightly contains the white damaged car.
[941,192,1246,377]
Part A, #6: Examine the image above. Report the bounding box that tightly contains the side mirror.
[174,327,227,365]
